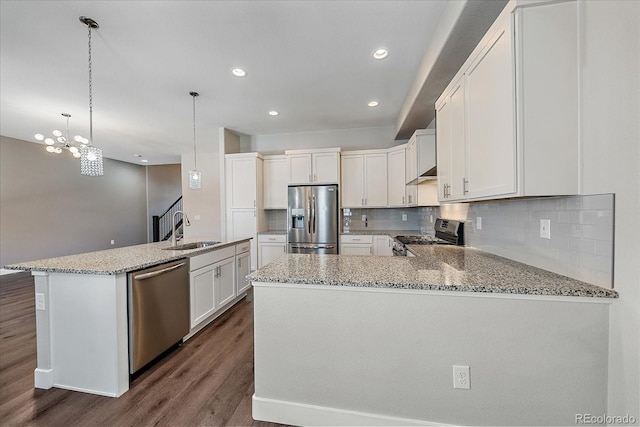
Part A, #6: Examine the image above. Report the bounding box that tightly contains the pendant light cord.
[88,24,94,145]
[192,92,198,170]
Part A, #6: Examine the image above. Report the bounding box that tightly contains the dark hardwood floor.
[0,272,286,427]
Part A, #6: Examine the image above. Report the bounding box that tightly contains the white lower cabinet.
[373,235,393,256]
[236,249,251,295]
[340,235,373,256]
[189,243,250,332]
[258,234,287,268]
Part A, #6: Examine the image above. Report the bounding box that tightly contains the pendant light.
[188,91,201,189]
[79,16,104,176]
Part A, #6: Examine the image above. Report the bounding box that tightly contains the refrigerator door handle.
[307,195,312,234]
[312,194,317,234]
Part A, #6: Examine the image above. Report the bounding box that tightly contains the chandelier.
[35,113,88,157]
[188,91,201,189]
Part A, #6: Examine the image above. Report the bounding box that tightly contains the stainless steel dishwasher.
[128,259,190,374]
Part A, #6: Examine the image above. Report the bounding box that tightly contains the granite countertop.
[4,237,251,276]
[248,245,618,299]
[258,230,287,235]
[340,230,422,237]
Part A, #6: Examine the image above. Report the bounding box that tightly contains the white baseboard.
[34,368,53,389]
[1,268,24,276]
[252,394,449,426]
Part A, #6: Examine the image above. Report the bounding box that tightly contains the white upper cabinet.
[285,148,340,185]
[387,145,407,207]
[226,154,259,209]
[435,0,579,203]
[341,150,388,208]
[263,155,288,209]
[405,129,436,185]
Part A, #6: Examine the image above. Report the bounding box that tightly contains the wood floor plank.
[0,272,287,427]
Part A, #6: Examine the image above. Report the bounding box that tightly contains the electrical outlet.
[540,219,551,239]
[402,214,407,221]
[35,293,45,311]
[361,215,367,222]
[110,240,115,245]
[477,216,482,230]
[453,365,470,389]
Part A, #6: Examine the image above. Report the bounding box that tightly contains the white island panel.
[252,283,610,426]
[36,272,129,397]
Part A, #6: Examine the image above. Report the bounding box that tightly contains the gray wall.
[1,136,147,267]
[147,164,182,241]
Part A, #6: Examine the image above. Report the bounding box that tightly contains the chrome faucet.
[171,210,191,247]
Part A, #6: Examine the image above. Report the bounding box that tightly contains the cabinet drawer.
[235,240,251,254]
[340,235,373,244]
[258,234,287,243]
[189,246,235,271]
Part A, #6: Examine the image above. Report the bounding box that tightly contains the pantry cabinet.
[285,148,340,185]
[436,0,579,203]
[341,150,388,208]
[225,153,266,270]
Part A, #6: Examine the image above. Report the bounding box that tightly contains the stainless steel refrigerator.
[288,184,339,254]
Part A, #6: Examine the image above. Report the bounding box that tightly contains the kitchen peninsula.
[5,237,252,397]
[249,247,617,426]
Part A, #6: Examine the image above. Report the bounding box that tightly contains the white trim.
[251,281,615,304]
[51,383,120,398]
[34,368,53,389]
[0,268,23,275]
[252,395,451,427]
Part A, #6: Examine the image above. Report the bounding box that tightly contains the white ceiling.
[0,0,450,165]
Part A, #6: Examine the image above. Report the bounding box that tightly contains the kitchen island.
[249,247,617,426]
[5,237,252,397]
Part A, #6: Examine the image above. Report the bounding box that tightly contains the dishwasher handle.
[133,262,186,280]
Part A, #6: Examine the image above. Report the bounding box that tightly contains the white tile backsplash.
[441,194,614,288]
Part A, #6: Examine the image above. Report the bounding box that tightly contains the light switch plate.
[540,219,551,239]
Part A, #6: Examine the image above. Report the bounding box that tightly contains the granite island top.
[341,229,421,237]
[4,237,251,275]
[248,245,618,299]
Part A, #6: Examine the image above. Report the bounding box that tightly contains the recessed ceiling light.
[372,48,388,60]
[134,154,142,157]
[141,159,148,163]
[268,110,279,116]
[232,68,247,77]
[368,101,379,107]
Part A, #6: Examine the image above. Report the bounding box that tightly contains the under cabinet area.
[258,234,287,268]
[436,0,579,203]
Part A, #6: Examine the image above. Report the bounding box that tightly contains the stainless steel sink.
[163,241,220,251]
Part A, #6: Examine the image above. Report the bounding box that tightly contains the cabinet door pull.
[402,196,405,204]
[253,200,256,207]
[463,178,469,195]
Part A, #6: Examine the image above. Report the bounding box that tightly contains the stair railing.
[152,196,183,242]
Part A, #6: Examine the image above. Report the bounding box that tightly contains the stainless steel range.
[392,218,464,256]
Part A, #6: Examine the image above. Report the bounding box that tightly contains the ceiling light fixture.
[35,113,87,157]
[188,91,201,190]
[268,110,279,116]
[368,101,379,107]
[372,48,388,60]
[231,68,247,77]
[79,16,104,176]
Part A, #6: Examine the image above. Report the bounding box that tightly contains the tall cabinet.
[225,153,266,270]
